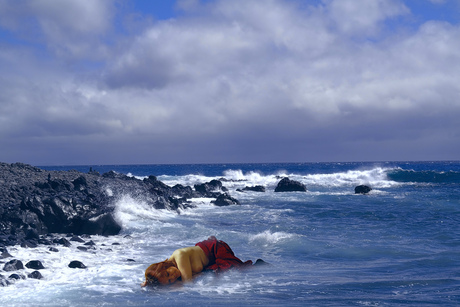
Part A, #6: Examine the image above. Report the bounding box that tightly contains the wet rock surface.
[274,177,307,192]
[354,185,372,194]
[0,162,239,248]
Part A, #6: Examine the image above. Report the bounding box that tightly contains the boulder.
[8,273,24,280]
[84,240,96,246]
[274,178,307,192]
[69,213,121,236]
[28,271,43,279]
[3,259,24,271]
[194,180,228,197]
[354,185,372,194]
[0,247,12,259]
[70,235,85,243]
[212,194,240,206]
[241,185,266,192]
[54,237,71,247]
[68,260,86,269]
[25,260,45,270]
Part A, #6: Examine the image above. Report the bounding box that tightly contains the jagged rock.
[21,240,38,248]
[274,178,307,192]
[49,247,59,252]
[355,185,372,194]
[25,229,40,241]
[0,162,242,247]
[68,260,86,269]
[84,240,96,246]
[70,235,85,243]
[8,273,24,280]
[1,247,12,259]
[194,180,228,197]
[54,238,71,247]
[25,260,45,270]
[28,271,43,279]
[212,194,240,206]
[72,176,88,191]
[3,259,24,271]
[240,185,266,192]
[38,237,53,245]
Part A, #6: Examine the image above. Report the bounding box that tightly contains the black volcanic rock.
[25,260,45,270]
[194,180,228,197]
[274,178,307,192]
[28,271,43,279]
[1,247,12,259]
[0,162,212,247]
[354,185,372,194]
[68,260,86,269]
[240,185,266,192]
[211,194,240,206]
[3,259,24,271]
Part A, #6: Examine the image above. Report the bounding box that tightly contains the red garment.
[196,236,252,271]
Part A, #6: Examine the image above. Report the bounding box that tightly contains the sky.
[0,0,459,165]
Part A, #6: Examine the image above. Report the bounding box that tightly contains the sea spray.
[2,161,458,306]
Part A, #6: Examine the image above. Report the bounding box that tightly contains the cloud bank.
[0,0,459,164]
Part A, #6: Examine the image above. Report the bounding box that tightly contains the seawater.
[1,162,459,306]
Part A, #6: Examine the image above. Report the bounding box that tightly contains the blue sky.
[0,0,459,165]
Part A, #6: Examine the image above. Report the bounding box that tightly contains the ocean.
[1,161,459,306]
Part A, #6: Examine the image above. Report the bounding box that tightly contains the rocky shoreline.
[0,162,238,248]
[0,162,244,287]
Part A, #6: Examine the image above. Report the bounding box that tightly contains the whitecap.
[249,230,295,245]
[113,194,178,228]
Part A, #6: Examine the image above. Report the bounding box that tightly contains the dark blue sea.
[2,162,459,306]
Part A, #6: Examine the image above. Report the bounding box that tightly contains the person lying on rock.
[141,236,265,286]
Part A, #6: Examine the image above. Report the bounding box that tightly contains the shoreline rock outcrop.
[0,162,238,247]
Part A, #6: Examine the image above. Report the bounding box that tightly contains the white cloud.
[0,0,114,59]
[324,0,410,37]
[1,0,460,164]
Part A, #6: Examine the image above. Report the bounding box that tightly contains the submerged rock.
[241,185,266,192]
[212,194,240,206]
[274,178,307,192]
[8,273,24,280]
[0,275,10,287]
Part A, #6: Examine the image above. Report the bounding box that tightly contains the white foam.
[0,234,146,305]
[249,230,295,245]
[113,194,178,229]
[157,167,400,194]
[298,167,393,188]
